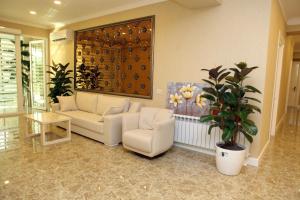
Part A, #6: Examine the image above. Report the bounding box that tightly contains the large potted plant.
[47,61,73,103]
[200,62,261,175]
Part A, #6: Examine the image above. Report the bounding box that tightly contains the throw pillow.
[57,96,77,112]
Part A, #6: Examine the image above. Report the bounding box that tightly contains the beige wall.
[50,0,272,157]
[0,20,49,38]
[257,0,286,156]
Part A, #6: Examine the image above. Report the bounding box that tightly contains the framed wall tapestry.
[74,16,155,99]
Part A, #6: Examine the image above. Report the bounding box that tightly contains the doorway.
[21,37,47,111]
[0,33,19,115]
[270,32,285,136]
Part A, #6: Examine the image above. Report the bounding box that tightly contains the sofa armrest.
[103,113,124,146]
[122,113,140,133]
[51,103,60,112]
[152,118,175,153]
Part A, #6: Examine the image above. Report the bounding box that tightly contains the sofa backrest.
[96,94,130,115]
[139,107,173,130]
[76,92,98,113]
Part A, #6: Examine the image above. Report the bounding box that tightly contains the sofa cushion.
[139,107,160,130]
[56,110,104,133]
[96,95,130,115]
[76,92,98,113]
[123,129,153,153]
[57,96,77,112]
[103,106,124,116]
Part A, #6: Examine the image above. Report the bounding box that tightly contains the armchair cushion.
[123,129,153,153]
[139,107,160,130]
[139,107,173,130]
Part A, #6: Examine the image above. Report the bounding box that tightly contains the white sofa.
[122,107,175,157]
[52,92,142,146]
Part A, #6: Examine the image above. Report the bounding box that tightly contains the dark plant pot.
[215,142,246,176]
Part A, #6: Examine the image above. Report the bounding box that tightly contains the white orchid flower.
[196,92,207,108]
[180,84,197,99]
[169,93,183,107]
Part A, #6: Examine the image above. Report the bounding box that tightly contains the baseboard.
[245,157,259,167]
[175,141,270,168]
[245,139,270,167]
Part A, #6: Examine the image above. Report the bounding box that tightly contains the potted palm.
[47,61,73,103]
[200,62,261,175]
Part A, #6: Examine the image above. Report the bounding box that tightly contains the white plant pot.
[215,142,246,176]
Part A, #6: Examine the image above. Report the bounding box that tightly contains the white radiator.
[174,114,247,154]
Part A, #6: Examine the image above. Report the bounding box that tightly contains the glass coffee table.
[24,112,71,146]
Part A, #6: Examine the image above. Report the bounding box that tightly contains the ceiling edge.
[62,0,167,27]
[0,17,51,29]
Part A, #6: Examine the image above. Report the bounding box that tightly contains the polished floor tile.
[0,113,299,200]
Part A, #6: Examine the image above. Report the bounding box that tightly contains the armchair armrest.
[122,113,140,133]
[51,103,60,112]
[152,118,175,154]
[103,113,124,146]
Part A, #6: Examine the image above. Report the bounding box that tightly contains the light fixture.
[54,0,61,5]
[4,180,9,184]
[29,11,37,15]
[0,26,5,29]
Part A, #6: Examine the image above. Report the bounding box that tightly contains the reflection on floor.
[0,113,299,200]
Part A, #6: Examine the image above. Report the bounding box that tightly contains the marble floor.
[0,114,299,200]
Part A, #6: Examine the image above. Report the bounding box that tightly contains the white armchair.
[122,107,175,157]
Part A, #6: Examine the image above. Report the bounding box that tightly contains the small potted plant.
[200,62,261,175]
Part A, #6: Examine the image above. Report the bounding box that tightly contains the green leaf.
[240,66,258,78]
[225,76,239,83]
[222,128,233,142]
[244,96,261,103]
[218,72,230,82]
[203,87,217,96]
[235,62,247,69]
[241,130,253,143]
[202,79,215,86]
[200,115,214,123]
[245,104,261,113]
[242,121,258,136]
[245,85,261,94]
[201,94,215,101]
[223,92,237,105]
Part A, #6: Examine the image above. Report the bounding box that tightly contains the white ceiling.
[0,0,167,29]
[0,0,223,29]
[279,0,300,25]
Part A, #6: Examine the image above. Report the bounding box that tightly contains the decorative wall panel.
[74,16,154,99]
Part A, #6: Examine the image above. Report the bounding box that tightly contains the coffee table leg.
[67,120,71,141]
[41,124,46,145]
[25,118,29,137]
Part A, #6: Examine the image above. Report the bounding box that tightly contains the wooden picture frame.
[74,16,155,99]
